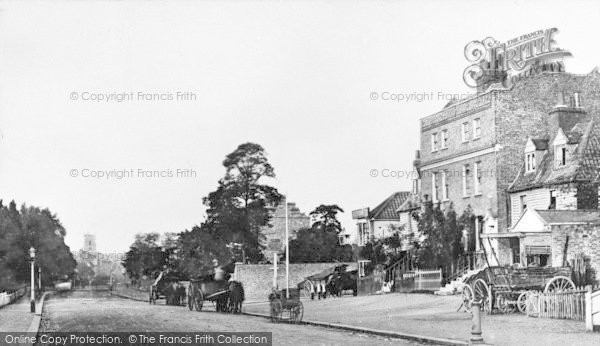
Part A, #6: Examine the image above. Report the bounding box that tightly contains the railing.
[586,286,600,331]
[397,269,442,292]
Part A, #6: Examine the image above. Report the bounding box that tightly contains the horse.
[228,281,245,314]
[329,270,358,297]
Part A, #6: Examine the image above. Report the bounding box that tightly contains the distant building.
[261,200,310,262]
[83,234,96,253]
[352,191,411,276]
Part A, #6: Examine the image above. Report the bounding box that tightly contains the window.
[358,223,370,246]
[432,172,438,202]
[526,153,536,172]
[473,118,481,139]
[358,260,371,277]
[441,130,448,149]
[549,190,556,209]
[441,170,449,200]
[520,195,527,213]
[561,147,566,165]
[462,122,471,142]
[474,161,482,195]
[462,164,470,197]
[431,133,438,152]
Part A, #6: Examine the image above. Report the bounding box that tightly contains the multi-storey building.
[416,67,600,260]
[260,200,310,262]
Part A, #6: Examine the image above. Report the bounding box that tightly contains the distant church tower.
[84,234,96,252]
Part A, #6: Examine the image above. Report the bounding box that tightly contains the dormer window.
[526,152,536,172]
[560,147,566,165]
[552,129,568,167]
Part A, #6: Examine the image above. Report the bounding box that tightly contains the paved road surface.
[40,291,420,345]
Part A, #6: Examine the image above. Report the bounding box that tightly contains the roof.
[508,119,600,193]
[535,209,600,224]
[369,192,411,220]
[396,193,421,213]
[531,139,549,150]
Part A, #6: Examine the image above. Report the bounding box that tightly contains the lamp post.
[29,247,35,313]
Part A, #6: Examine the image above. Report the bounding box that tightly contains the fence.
[397,269,442,292]
[586,286,600,331]
[527,287,588,321]
[0,286,27,308]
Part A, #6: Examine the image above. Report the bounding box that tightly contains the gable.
[511,209,548,233]
[553,128,568,146]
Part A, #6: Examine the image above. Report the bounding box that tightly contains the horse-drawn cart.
[187,277,232,312]
[461,266,575,314]
[269,288,304,323]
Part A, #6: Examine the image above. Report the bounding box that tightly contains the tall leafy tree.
[203,143,282,263]
[177,225,232,278]
[310,204,344,233]
[122,233,167,285]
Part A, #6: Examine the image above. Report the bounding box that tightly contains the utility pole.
[285,195,289,299]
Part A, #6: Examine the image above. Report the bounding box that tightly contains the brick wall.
[232,262,353,302]
[551,224,600,277]
[260,202,310,261]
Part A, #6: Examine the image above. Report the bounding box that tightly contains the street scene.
[2,1,600,346]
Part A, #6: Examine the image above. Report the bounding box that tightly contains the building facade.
[260,200,310,262]
[416,69,600,261]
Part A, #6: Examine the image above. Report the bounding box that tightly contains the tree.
[288,204,353,263]
[176,225,232,278]
[0,201,76,290]
[310,204,344,233]
[122,233,167,285]
[203,143,282,263]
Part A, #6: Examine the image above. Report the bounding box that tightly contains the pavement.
[40,290,422,346]
[243,292,600,346]
[0,291,44,333]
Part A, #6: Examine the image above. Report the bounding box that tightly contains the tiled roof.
[369,192,411,220]
[536,209,600,224]
[508,119,600,192]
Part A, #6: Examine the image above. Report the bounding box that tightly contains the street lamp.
[29,247,35,313]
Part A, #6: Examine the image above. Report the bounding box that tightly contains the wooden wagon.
[461,266,575,314]
[269,288,304,323]
[187,277,231,312]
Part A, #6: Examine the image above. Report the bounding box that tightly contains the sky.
[1,0,600,253]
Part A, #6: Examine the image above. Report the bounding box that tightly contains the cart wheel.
[291,301,304,323]
[473,279,491,314]
[195,289,204,311]
[517,291,530,314]
[544,276,575,293]
[461,284,474,312]
[270,299,282,323]
[495,293,515,314]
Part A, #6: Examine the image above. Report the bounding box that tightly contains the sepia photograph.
[1,1,600,345]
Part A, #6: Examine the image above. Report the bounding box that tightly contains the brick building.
[260,200,310,262]
[416,69,600,261]
[484,96,600,273]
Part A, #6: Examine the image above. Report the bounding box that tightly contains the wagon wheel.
[472,279,491,314]
[270,299,282,323]
[291,301,304,323]
[461,284,474,312]
[517,291,530,314]
[544,276,575,293]
[495,293,515,314]
[302,281,313,299]
[194,289,204,311]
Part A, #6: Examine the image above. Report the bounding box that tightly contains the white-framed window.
[441,130,448,149]
[526,152,536,172]
[431,133,439,152]
[462,164,470,197]
[441,170,448,200]
[559,146,567,166]
[358,260,370,277]
[432,172,438,202]
[520,195,527,213]
[462,122,471,142]
[357,223,370,246]
[474,161,481,195]
[473,118,481,139]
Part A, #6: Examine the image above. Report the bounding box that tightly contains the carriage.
[269,288,304,323]
[149,271,187,306]
[187,276,233,312]
[299,264,358,299]
[461,266,575,314]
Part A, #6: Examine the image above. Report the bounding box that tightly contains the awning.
[526,245,551,255]
[480,232,524,238]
